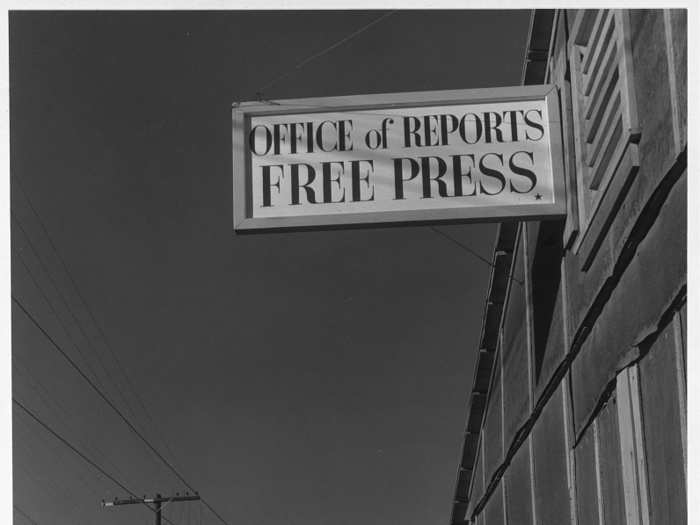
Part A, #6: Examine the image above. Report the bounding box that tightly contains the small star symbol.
[535,193,542,200]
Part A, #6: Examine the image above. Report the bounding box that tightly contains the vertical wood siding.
[504,436,534,525]
[596,394,626,524]
[574,429,600,524]
[502,239,529,448]
[638,317,686,525]
[532,383,571,524]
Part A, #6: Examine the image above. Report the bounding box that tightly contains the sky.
[9,10,530,525]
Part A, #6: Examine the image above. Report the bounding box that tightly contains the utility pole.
[102,492,201,525]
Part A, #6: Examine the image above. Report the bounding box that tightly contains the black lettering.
[503,110,520,142]
[459,113,482,144]
[423,115,440,147]
[316,121,338,152]
[452,154,478,197]
[351,160,375,202]
[509,151,538,193]
[393,157,420,199]
[365,129,382,149]
[338,120,354,152]
[305,122,314,153]
[483,112,503,143]
[523,109,545,141]
[478,153,506,195]
[321,161,346,203]
[421,156,449,198]
[403,116,422,147]
[249,125,272,156]
[290,163,317,205]
[439,114,459,146]
[288,123,303,154]
[260,164,284,207]
[272,123,288,155]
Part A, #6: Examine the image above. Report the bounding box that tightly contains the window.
[567,10,640,266]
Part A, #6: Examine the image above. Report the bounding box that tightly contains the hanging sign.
[233,85,565,231]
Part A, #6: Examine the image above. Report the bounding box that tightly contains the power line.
[13,214,173,487]
[12,184,230,525]
[428,226,523,286]
[13,182,183,476]
[238,97,424,121]
[10,201,146,430]
[14,461,73,516]
[12,295,232,525]
[14,416,99,525]
[13,238,178,499]
[254,10,396,97]
[14,435,78,507]
[429,226,494,267]
[11,294,180,482]
[12,218,108,393]
[13,356,133,486]
[13,234,173,488]
[15,405,103,500]
[13,505,39,525]
[13,398,182,525]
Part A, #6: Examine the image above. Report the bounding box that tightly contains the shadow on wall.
[531,219,565,384]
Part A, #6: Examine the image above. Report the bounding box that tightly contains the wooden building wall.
[452,9,687,525]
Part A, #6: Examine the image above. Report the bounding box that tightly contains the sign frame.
[233,84,565,232]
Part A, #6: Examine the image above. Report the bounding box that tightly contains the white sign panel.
[233,86,565,231]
